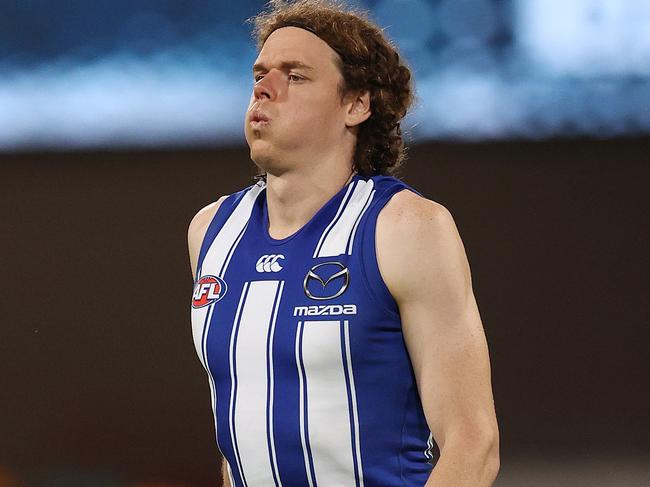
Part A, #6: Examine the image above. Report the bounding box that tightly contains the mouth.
[250,111,270,125]
[250,118,269,125]
[250,120,270,131]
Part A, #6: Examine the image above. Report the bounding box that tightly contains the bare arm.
[377,191,500,486]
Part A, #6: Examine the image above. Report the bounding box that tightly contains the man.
[188,1,499,486]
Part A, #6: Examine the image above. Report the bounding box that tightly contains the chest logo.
[303,262,350,300]
[256,254,285,273]
[192,275,227,308]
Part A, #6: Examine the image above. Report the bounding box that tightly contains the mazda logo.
[303,262,350,300]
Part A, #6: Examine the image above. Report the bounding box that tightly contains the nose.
[253,69,283,101]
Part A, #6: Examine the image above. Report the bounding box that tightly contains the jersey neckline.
[261,174,364,246]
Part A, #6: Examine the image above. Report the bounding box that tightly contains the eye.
[254,73,303,83]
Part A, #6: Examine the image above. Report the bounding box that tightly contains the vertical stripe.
[202,305,216,433]
[199,304,225,458]
[200,306,213,372]
[346,189,375,255]
[206,370,220,452]
[301,320,358,486]
[219,220,249,278]
[189,183,265,487]
[228,282,251,487]
[190,183,265,485]
[190,304,211,372]
[266,281,285,487]
[342,320,364,486]
[315,179,375,257]
[231,280,282,486]
[312,182,355,258]
[296,321,317,487]
[199,182,265,278]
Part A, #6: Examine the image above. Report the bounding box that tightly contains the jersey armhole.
[195,187,251,278]
[358,185,422,319]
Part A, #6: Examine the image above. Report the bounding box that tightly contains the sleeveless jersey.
[190,174,436,487]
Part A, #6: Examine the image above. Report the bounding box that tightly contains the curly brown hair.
[248,0,415,178]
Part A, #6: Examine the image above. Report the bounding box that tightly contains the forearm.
[221,457,231,487]
[424,436,500,487]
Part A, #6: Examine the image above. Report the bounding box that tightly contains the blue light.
[0,0,648,150]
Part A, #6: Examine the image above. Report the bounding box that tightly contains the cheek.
[294,95,342,128]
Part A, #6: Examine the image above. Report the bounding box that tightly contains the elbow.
[442,423,500,486]
[482,427,500,485]
[473,416,500,485]
[485,447,500,485]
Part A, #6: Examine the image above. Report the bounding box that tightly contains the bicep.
[402,288,495,449]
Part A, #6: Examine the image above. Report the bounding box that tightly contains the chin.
[249,145,276,169]
[251,152,295,178]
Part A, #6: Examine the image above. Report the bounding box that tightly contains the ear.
[344,90,372,128]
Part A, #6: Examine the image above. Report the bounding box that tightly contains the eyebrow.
[252,60,315,73]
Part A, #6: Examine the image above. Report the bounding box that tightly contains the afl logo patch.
[192,275,227,308]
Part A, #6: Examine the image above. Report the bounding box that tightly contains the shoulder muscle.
[376,189,470,309]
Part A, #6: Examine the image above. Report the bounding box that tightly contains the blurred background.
[0,0,648,486]
[2,0,650,149]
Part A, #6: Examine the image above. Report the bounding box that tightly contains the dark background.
[1,138,647,486]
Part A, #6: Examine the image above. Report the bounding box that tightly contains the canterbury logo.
[256,254,285,273]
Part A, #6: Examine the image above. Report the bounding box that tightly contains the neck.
[264,165,356,240]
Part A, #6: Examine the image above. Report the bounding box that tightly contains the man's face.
[244,26,349,174]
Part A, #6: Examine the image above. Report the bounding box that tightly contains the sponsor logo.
[293,304,358,316]
[256,254,285,273]
[303,261,350,300]
[192,275,227,308]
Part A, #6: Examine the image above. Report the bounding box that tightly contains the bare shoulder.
[188,196,228,240]
[376,189,469,304]
[187,195,229,279]
[377,189,452,226]
[376,189,458,253]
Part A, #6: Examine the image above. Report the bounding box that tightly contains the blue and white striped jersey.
[190,174,435,486]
